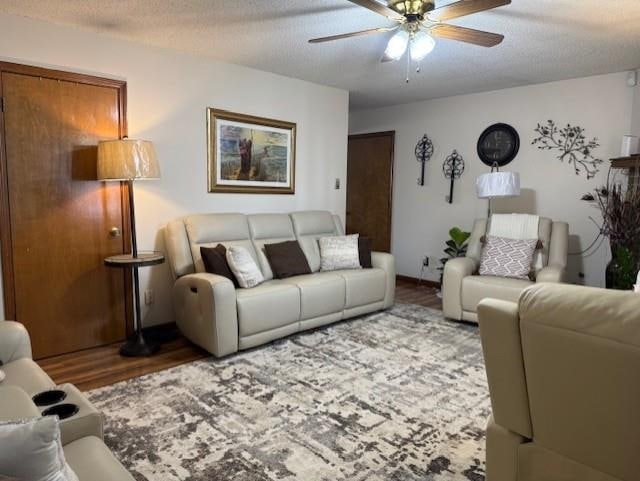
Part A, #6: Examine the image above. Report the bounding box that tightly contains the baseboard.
[396,274,440,289]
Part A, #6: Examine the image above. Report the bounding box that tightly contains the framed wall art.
[207,108,296,194]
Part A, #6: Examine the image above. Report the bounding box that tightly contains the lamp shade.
[476,171,520,199]
[97,139,160,181]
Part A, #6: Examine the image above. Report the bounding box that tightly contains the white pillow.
[226,246,264,288]
[319,234,362,271]
[0,416,79,481]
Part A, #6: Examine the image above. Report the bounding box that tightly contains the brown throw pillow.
[358,237,372,268]
[200,244,239,288]
[264,240,311,279]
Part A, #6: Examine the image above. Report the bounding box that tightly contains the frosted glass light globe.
[385,30,410,60]
[410,31,436,61]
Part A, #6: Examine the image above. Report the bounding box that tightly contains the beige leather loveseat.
[443,217,568,322]
[478,283,640,481]
[165,210,395,357]
[0,320,133,481]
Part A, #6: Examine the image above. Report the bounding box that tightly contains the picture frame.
[207,108,296,194]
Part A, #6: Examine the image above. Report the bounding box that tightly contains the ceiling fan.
[309,0,510,64]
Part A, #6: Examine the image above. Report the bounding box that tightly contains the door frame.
[0,61,133,334]
[347,130,395,252]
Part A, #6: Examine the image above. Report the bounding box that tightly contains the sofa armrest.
[478,298,532,439]
[0,385,40,421]
[442,257,477,320]
[372,252,395,308]
[173,273,238,357]
[535,264,565,283]
[0,321,32,364]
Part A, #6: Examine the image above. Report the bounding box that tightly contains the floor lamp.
[475,170,520,217]
[98,139,161,357]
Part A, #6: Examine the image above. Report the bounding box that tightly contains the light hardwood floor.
[38,278,442,391]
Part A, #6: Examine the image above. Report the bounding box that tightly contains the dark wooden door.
[0,64,130,359]
[346,131,394,252]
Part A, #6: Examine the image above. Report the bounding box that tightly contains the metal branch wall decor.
[415,134,434,186]
[442,150,465,204]
[532,120,603,179]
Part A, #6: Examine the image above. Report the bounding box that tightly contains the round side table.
[105,251,165,357]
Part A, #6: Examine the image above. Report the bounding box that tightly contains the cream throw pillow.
[0,416,79,481]
[226,246,264,288]
[319,234,362,271]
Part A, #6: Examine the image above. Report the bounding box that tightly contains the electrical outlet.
[144,289,155,306]
[334,178,341,190]
[422,255,430,267]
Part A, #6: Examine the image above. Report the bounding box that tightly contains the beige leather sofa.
[0,320,134,481]
[443,217,568,322]
[478,283,640,481]
[165,210,395,357]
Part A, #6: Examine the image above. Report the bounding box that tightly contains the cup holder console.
[42,403,79,420]
[32,389,67,406]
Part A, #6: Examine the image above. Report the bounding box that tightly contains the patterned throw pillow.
[479,235,538,280]
[319,234,362,271]
[225,246,264,288]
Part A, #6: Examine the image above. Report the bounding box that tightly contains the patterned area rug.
[88,304,491,481]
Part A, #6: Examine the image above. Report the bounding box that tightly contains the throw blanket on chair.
[488,213,544,270]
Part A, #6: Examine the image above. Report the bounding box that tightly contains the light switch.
[335,178,341,190]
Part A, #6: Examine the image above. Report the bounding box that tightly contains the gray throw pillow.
[0,416,79,481]
[226,246,264,288]
[479,235,537,280]
[319,234,362,271]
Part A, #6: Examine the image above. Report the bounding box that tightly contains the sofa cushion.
[264,241,311,279]
[319,234,361,271]
[290,211,339,272]
[281,272,346,320]
[479,235,538,280]
[336,268,386,309]
[226,246,264,289]
[358,237,373,268]
[2,358,55,395]
[248,214,297,280]
[64,436,134,481]
[200,244,239,287]
[462,275,533,313]
[184,214,258,274]
[236,281,300,336]
[0,416,78,481]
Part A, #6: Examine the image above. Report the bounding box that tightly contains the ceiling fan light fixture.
[385,30,410,60]
[410,31,436,61]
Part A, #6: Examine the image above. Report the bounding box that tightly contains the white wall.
[0,13,348,325]
[350,72,636,287]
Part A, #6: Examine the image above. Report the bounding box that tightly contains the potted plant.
[594,182,640,290]
[438,227,471,285]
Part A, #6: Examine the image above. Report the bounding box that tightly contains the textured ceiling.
[2,0,640,109]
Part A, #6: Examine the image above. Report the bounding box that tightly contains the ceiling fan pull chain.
[406,52,411,83]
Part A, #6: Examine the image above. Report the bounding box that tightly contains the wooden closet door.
[0,68,129,359]
[346,131,394,252]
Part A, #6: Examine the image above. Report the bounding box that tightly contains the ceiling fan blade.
[428,0,511,22]
[347,0,405,21]
[430,24,504,47]
[309,27,395,44]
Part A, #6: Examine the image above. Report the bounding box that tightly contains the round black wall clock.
[477,123,520,167]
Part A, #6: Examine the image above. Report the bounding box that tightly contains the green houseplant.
[438,227,471,285]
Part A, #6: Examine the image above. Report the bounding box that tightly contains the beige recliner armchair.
[0,320,134,481]
[442,217,568,322]
[478,283,640,481]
